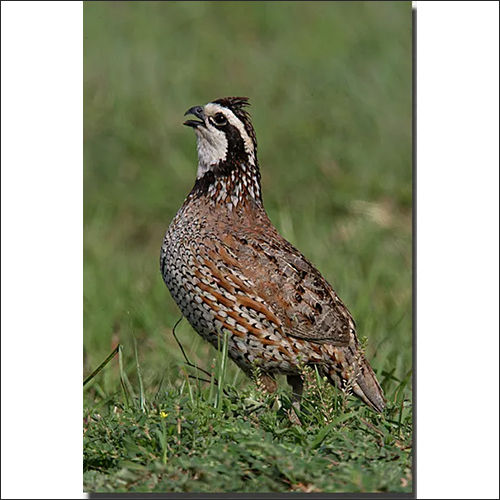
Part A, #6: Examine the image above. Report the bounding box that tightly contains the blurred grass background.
[84,1,411,406]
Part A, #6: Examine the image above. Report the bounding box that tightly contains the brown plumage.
[161,97,385,412]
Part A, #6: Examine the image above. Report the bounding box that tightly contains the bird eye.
[213,113,227,126]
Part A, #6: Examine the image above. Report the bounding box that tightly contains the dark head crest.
[213,96,250,112]
[212,96,257,149]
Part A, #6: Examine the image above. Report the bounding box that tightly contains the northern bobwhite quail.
[161,97,385,412]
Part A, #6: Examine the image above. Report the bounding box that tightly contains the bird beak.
[183,106,205,128]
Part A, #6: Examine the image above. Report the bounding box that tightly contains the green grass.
[84,1,412,493]
[84,353,412,493]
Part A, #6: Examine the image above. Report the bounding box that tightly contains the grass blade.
[83,344,121,387]
[118,344,136,406]
[133,337,146,412]
[310,413,354,450]
[215,331,229,409]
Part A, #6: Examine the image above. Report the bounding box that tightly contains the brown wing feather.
[203,222,354,346]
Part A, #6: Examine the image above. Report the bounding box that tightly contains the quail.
[161,97,385,412]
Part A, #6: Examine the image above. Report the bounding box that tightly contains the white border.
[1,1,499,498]
[416,1,499,499]
[1,2,83,499]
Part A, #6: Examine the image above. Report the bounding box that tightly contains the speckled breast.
[160,206,320,376]
[160,207,216,342]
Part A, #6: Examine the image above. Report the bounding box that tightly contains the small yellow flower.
[160,411,168,419]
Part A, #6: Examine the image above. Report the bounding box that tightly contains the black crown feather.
[213,96,250,111]
[212,96,257,149]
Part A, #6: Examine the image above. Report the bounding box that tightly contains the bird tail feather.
[325,348,386,413]
[351,356,386,413]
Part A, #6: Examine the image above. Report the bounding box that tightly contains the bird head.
[184,97,258,179]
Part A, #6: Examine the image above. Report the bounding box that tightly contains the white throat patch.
[194,102,256,179]
[195,126,228,178]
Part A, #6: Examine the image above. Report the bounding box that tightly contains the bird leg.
[287,374,304,412]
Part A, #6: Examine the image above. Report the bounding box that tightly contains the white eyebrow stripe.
[204,103,255,162]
